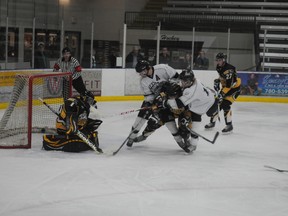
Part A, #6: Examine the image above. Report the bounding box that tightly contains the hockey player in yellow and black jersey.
[43,91,103,152]
[205,52,241,133]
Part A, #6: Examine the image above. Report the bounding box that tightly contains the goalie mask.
[179,69,195,88]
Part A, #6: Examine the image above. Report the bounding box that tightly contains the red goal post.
[0,72,72,149]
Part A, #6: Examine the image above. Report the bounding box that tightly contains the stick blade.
[264,165,288,172]
[212,131,220,144]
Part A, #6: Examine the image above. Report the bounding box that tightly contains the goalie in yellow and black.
[42,91,103,153]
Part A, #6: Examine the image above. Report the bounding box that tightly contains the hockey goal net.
[0,72,72,149]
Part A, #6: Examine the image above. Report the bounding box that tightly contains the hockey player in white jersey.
[126,60,182,147]
[162,69,218,152]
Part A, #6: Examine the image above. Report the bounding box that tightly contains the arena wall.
[0,69,287,110]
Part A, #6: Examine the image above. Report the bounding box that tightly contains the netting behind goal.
[0,72,72,149]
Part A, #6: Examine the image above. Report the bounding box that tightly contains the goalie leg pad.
[43,134,91,152]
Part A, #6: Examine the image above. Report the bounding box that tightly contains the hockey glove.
[152,92,166,110]
[217,92,224,104]
[214,79,220,92]
[147,114,161,130]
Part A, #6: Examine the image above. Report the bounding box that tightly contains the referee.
[53,47,88,99]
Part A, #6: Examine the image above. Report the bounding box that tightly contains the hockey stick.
[38,97,102,154]
[101,106,152,119]
[186,127,219,144]
[215,90,221,122]
[112,118,147,156]
[264,165,288,173]
[112,130,135,156]
[111,107,153,156]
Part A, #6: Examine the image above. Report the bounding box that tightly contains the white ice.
[0,101,288,216]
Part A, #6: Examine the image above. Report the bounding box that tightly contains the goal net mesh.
[0,72,72,149]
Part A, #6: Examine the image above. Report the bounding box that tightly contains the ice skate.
[183,136,198,153]
[134,135,147,143]
[126,138,134,147]
[222,124,233,134]
[176,140,191,153]
[205,122,215,129]
[183,143,197,153]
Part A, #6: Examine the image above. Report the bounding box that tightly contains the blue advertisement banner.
[238,72,288,96]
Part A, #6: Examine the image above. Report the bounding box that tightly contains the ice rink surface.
[0,101,288,216]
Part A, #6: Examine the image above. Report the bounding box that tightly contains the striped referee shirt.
[53,56,82,80]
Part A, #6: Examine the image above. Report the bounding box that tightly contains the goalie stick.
[38,97,102,154]
[264,165,288,173]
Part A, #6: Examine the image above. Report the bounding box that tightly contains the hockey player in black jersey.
[205,52,241,133]
[42,91,103,153]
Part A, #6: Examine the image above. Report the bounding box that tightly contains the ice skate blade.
[222,130,233,135]
[204,127,215,130]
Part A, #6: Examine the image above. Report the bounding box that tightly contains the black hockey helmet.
[135,60,150,72]
[62,47,71,54]
[179,68,195,88]
[216,52,226,61]
[162,82,182,98]
[179,68,195,82]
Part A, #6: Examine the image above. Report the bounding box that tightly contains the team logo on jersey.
[155,75,161,81]
[149,82,160,93]
[47,77,62,95]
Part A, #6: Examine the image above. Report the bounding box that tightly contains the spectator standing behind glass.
[53,47,88,99]
[108,49,117,68]
[82,49,97,68]
[34,42,49,69]
[146,50,156,66]
[194,50,209,70]
[91,49,97,68]
[179,52,192,69]
[125,46,144,68]
[159,47,171,65]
